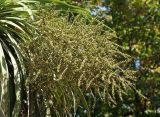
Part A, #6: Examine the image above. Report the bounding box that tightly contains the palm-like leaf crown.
[0,0,32,116]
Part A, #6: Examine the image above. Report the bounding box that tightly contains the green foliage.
[0,0,33,116]
[22,11,135,116]
[32,0,91,17]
